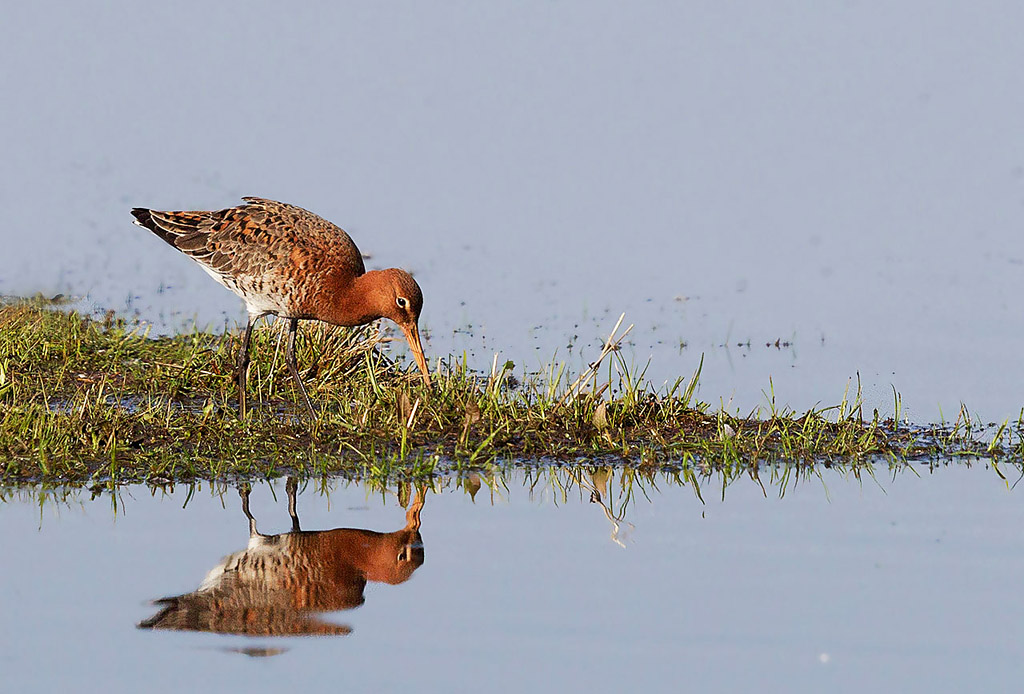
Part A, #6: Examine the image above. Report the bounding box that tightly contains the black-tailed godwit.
[131,197,430,415]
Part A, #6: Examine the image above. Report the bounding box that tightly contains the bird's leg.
[287,317,317,417]
[286,476,301,532]
[237,315,256,417]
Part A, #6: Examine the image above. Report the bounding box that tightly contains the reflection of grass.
[0,301,1018,485]
[7,462,1019,523]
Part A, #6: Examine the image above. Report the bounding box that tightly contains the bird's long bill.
[400,323,432,387]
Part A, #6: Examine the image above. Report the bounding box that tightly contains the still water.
[2,465,1021,693]
[5,3,1024,421]
[4,5,1024,692]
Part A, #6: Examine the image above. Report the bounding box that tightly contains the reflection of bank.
[139,479,424,637]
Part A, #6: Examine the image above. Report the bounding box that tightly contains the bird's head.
[378,269,431,386]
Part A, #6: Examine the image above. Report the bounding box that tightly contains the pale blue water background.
[3,6,1024,691]
[2,2,1024,421]
[1,466,1022,693]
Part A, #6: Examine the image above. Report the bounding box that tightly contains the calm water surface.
[4,3,1024,421]
[4,7,1024,690]
[2,465,1021,693]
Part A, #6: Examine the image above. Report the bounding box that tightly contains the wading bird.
[131,197,430,416]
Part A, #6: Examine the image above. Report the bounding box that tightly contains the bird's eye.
[396,297,408,309]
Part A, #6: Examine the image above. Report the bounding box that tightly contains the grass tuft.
[0,301,1013,485]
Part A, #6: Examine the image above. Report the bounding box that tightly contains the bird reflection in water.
[138,478,424,638]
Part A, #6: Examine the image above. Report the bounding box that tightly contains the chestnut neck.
[318,270,389,327]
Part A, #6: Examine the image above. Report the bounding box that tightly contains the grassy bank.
[0,300,1018,485]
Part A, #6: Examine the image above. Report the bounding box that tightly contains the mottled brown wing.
[131,197,365,283]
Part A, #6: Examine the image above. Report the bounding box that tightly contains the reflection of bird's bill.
[401,324,432,387]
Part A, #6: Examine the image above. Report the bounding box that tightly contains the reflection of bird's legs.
[239,484,258,537]
[286,477,301,532]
